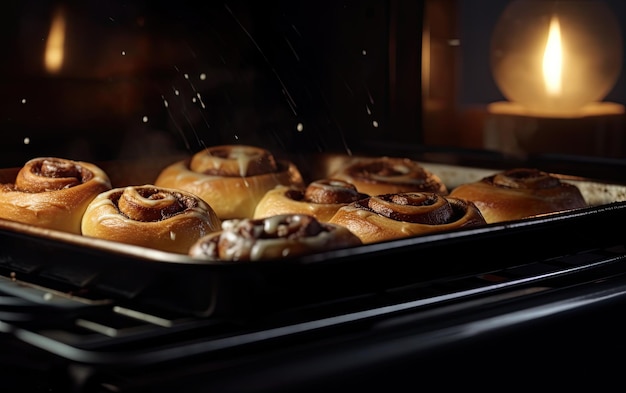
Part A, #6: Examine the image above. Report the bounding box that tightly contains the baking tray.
[1,155,626,319]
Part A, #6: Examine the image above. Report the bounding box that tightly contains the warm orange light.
[44,6,66,74]
[489,0,623,118]
[542,16,562,97]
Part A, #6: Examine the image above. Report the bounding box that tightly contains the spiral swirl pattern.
[81,185,221,253]
[330,156,448,196]
[189,145,279,177]
[329,192,486,244]
[254,178,368,222]
[155,145,304,219]
[491,168,561,189]
[0,157,112,234]
[303,179,365,204]
[449,168,587,223]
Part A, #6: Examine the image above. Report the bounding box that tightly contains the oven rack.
[1,243,625,368]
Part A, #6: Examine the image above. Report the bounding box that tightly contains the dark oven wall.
[0,1,424,169]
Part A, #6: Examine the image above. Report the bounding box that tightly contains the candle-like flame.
[542,16,563,96]
[44,6,66,74]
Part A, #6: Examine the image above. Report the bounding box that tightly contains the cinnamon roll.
[189,213,362,261]
[253,179,368,222]
[81,185,221,253]
[0,157,112,234]
[329,156,448,196]
[449,168,588,223]
[154,145,304,219]
[328,192,486,244]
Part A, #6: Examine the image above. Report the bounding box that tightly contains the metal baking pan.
[1,156,626,319]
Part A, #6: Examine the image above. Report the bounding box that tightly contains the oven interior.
[2,1,626,392]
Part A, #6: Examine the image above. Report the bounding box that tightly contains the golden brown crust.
[189,144,279,177]
[81,185,222,254]
[154,145,304,219]
[253,179,368,222]
[329,156,448,196]
[328,192,486,244]
[449,168,588,223]
[189,213,362,261]
[0,157,112,234]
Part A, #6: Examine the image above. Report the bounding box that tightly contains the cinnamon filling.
[363,192,456,224]
[491,168,561,189]
[304,179,365,204]
[114,186,196,222]
[15,158,94,192]
[349,159,425,180]
[190,145,279,177]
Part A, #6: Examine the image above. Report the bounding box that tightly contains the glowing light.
[142,116,148,123]
[296,123,303,132]
[44,6,66,73]
[489,0,624,117]
[21,98,26,104]
[23,137,30,145]
[542,16,563,96]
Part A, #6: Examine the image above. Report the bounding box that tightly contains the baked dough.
[154,145,304,219]
[81,184,221,253]
[329,156,448,196]
[328,192,486,244]
[449,168,587,223]
[253,178,368,222]
[0,157,112,234]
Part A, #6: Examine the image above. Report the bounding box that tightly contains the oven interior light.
[488,0,624,117]
[45,5,66,74]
